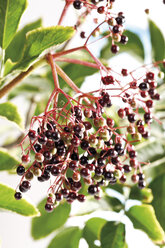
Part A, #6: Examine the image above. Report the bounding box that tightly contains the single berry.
[73,0,83,9]
[111,44,119,54]
[45,204,53,212]
[14,192,22,200]
[16,165,25,176]
[97,6,105,14]
[120,35,128,44]
[88,185,97,195]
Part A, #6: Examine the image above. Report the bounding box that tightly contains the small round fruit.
[45,204,54,212]
[16,165,25,176]
[14,192,22,200]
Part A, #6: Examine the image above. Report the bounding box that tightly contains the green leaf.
[0,148,20,171]
[0,102,24,129]
[129,186,153,203]
[149,19,165,61]
[31,199,71,240]
[126,204,165,244]
[100,30,145,61]
[83,217,106,248]
[5,19,42,63]
[0,101,24,129]
[0,183,40,216]
[105,195,123,212]
[149,174,165,230]
[0,0,27,49]
[8,84,41,100]
[100,222,126,248]
[48,227,82,248]
[4,26,75,75]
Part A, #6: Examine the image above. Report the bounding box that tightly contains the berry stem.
[58,0,72,25]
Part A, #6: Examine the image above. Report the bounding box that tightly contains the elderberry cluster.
[73,0,128,54]
[14,67,162,212]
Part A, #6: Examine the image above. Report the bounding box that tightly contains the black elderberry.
[138,181,146,189]
[14,192,22,200]
[51,131,60,141]
[16,165,25,176]
[51,166,61,176]
[88,185,97,195]
[28,130,36,140]
[77,194,86,202]
[34,143,41,152]
[57,147,66,156]
[120,35,128,44]
[97,157,105,167]
[45,204,53,212]
[80,155,88,165]
[73,0,83,9]
[81,140,89,150]
[111,44,119,54]
[123,164,132,173]
[104,171,114,181]
[128,113,136,123]
[55,139,65,148]
[139,82,149,91]
[38,135,47,145]
[115,16,125,25]
[70,152,79,161]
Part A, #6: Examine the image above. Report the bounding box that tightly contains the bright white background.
[0,0,164,247]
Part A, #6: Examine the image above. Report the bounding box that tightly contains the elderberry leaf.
[129,186,153,203]
[5,19,42,63]
[0,183,40,216]
[100,222,126,248]
[100,30,145,61]
[48,227,82,248]
[0,0,27,49]
[4,26,75,76]
[31,199,71,240]
[126,204,165,244]
[149,174,165,230]
[0,148,20,171]
[0,102,24,130]
[104,195,123,212]
[149,19,165,62]
[83,217,106,248]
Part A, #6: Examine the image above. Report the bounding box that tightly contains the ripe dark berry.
[71,138,80,146]
[83,121,92,130]
[28,130,36,140]
[104,171,114,181]
[142,131,150,139]
[51,131,60,141]
[120,35,128,44]
[131,174,139,183]
[69,161,77,170]
[111,44,119,54]
[38,135,47,145]
[123,164,132,173]
[34,143,41,152]
[88,147,97,156]
[97,6,105,14]
[139,82,149,91]
[119,174,126,183]
[80,31,86,39]
[45,204,53,212]
[81,140,89,150]
[146,72,154,80]
[43,151,52,160]
[107,148,117,157]
[107,118,115,127]
[80,155,88,165]
[113,25,120,33]
[77,194,86,202]
[128,113,136,123]
[88,185,97,195]
[73,0,83,9]
[71,152,79,161]
[116,16,125,25]
[95,166,103,176]
[102,75,114,85]
[111,156,120,165]
[97,157,105,167]
[137,172,145,182]
[138,181,146,189]
[45,130,52,139]
[138,125,145,134]
[51,166,61,176]
[61,188,69,197]
[16,165,25,176]
[146,100,153,108]
[118,108,125,119]
[14,192,22,200]
[152,93,160,100]
[55,193,63,201]
[144,112,152,123]
[80,168,90,178]
[129,150,137,158]
[68,191,77,200]
[121,69,128,76]
[22,180,31,190]
[42,171,50,181]
[57,147,66,156]
[47,121,56,130]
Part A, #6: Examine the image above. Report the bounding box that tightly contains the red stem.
[58,0,72,25]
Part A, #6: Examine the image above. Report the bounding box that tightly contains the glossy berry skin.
[139,82,149,91]
[73,0,83,9]
[146,100,153,108]
[14,192,22,200]
[77,194,86,202]
[34,143,41,152]
[128,113,136,123]
[16,165,25,176]
[123,164,132,173]
[28,130,36,140]
[138,181,146,189]
[51,166,61,176]
[45,204,53,212]
[111,44,119,54]
[120,35,128,44]
[22,180,31,190]
[120,174,126,183]
[81,140,89,150]
[97,6,105,14]
[113,25,120,33]
[118,108,125,119]
[80,168,90,178]
[88,185,97,195]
